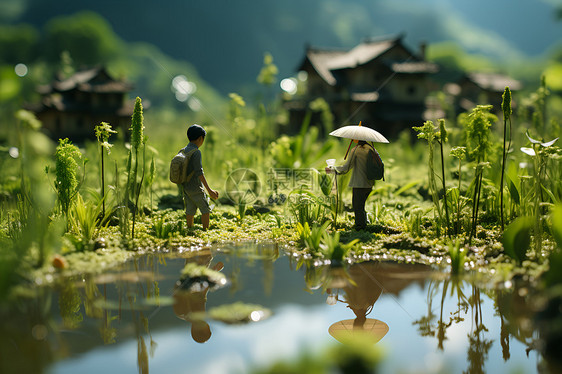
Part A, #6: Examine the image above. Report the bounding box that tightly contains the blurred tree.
[0,24,39,64]
[43,11,121,66]
[58,50,75,80]
[257,52,278,87]
[427,42,495,84]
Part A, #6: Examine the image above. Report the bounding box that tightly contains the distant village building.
[444,72,522,115]
[284,34,439,137]
[29,67,135,141]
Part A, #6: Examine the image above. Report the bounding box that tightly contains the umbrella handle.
[344,139,353,160]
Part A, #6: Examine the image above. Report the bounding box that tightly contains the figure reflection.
[323,261,431,344]
[172,249,224,343]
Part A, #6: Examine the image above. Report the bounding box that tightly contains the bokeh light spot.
[9,147,19,158]
[280,78,297,95]
[188,97,202,111]
[15,63,28,77]
[171,75,196,102]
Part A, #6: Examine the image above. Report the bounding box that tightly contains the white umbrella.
[329,125,389,143]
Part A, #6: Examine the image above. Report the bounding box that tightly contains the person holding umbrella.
[326,123,388,230]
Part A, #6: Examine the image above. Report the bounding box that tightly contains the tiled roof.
[38,67,133,94]
[351,91,380,102]
[467,72,522,92]
[304,35,403,86]
[305,49,348,85]
[391,61,438,74]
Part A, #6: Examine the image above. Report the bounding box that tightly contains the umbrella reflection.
[321,261,432,344]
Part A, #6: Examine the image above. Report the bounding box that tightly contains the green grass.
[1,75,562,301]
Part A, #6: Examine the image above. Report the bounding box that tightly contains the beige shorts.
[183,190,211,215]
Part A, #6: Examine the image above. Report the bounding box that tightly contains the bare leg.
[186,214,194,227]
[201,213,210,230]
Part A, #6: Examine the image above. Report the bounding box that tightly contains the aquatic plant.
[447,238,466,275]
[179,263,226,289]
[319,231,360,265]
[94,121,117,218]
[500,87,512,230]
[296,221,331,254]
[207,302,272,324]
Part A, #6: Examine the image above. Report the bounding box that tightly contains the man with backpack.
[172,124,219,230]
[326,140,383,230]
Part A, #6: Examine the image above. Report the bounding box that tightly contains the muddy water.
[0,242,545,373]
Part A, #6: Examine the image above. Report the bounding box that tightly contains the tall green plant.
[95,122,117,218]
[413,120,443,230]
[147,155,155,211]
[437,119,451,236]
[450,146,467,235]
[520,133,559,252]
[128,97,146,241]
[54,138,83,217]
[8,110,57,270]
[461,105,497,243]
[500,87,512,231]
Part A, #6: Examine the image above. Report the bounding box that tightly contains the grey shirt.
[335,143,374,188]
[181,142,204,193]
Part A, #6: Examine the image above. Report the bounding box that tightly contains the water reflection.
[172,248,225,343]
[319,262,431,344]
[0,243,559,373]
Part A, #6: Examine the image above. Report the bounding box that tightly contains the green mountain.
[3,0,560,95]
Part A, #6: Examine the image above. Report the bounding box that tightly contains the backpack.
[169,148,197,184]
[366,144,385,181]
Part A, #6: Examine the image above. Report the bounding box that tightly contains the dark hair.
[187,124,206,141]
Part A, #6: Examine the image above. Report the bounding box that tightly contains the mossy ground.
[15,193,551,298]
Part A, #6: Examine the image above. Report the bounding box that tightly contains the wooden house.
[444,72,522,115]
[284,34,439,137]
[29,67,135,141]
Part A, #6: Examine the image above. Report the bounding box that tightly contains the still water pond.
[1,242,542,373]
